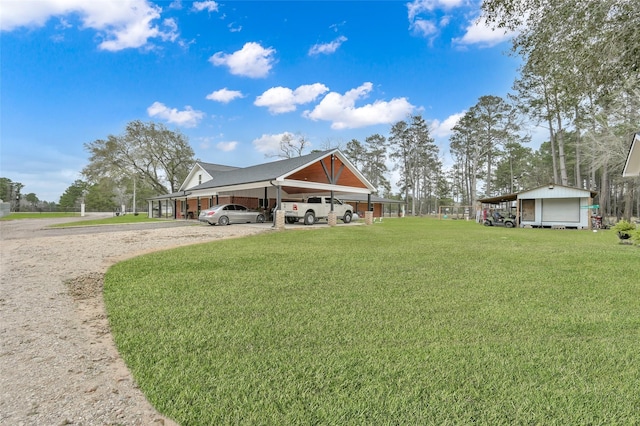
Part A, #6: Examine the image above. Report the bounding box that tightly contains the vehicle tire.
[303,211,315,226]
[505,221,514,228]
[286,217,297,224]
[256,214,265,223]
[343,212,352,224]
[483,220,492,226]
[218,215,230,226]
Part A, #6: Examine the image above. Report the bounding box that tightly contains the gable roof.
[623,132,640,177]
[186,149,375,195]
[478,184,597,204]
[178,161,241,191]
[198,162,240,175]
[518,184,597,199]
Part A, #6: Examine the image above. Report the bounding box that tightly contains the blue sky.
[1,0,520,202]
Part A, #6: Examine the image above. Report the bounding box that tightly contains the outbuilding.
[478,184,598,229]
[517,184,597,229]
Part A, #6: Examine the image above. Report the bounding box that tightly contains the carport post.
[274,185,285,229]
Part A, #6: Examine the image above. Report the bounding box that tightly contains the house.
[622,132,640,177]
[147,149,380,225]
[479,184,598,229]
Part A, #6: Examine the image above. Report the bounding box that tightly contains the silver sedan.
[198,204,266,226]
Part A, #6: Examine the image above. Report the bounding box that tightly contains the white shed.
[517,184,597,229]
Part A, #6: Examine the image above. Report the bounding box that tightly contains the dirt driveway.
[0,215,270,425]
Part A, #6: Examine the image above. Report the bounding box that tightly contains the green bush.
[612,219,637,242]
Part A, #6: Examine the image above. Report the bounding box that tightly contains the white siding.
[542,198,580,222]
[519,186,591,200]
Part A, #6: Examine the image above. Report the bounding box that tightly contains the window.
[198,174,202,185]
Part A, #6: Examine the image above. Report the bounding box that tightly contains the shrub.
[612,219,637,242]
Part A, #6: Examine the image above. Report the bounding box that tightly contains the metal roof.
[477,193,518,204]
[187,149,374,192]
[478,184,597,204]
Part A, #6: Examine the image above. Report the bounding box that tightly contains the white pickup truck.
[280,196,354,225]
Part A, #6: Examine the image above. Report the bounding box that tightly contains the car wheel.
[483,220,492,226]
[343,212,352,224]
[256,214,265,223]
[505,221,514,228]
[218,215,229,226]
[303,211,315,226]
[286,217,297,224]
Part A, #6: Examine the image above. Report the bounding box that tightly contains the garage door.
[542,198,579,222]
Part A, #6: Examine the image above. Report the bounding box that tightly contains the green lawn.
[0,211,80,220]
[104,217,640,425]
[50,214,162,227]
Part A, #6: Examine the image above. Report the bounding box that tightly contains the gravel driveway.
[0,215,271,425]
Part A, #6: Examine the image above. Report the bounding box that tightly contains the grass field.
[104,217,640,425]
[0,212,80,220]
[49,214,162,227]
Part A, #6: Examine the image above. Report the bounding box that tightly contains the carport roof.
[189,150,329,190]
[478,185,598,205]
[477,193,518,204]
[186,149,375,194]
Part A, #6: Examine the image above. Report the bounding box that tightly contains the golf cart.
[483,210,517,228]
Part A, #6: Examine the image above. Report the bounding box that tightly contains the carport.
[477,192,518,224]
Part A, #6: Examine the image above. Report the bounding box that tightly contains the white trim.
[179,163,213,191]
[278,179,371,193]
[623,133,640,177]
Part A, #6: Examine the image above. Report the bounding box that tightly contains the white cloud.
[147,102,205,127]
[406,0,465,39]
[303,83,414,130]
[453,16,515,48]
[216,141,238,152]
[253,132,292,155]
[192,1,218,13]
[0,0,179,51]
[430,112,464,138]
[254,83,329,114]
[406,0,464,21]
[209,42,276,78]
[308,35,347,55]
[228,23,242,32]
[411,19,438,37]
[206,88,244,103]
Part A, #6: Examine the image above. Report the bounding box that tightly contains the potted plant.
[612,219,636,243]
